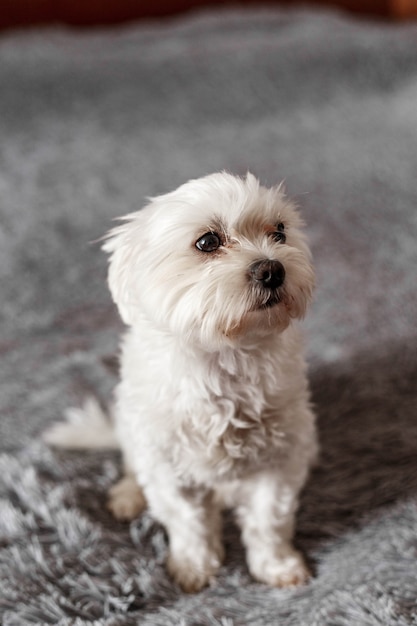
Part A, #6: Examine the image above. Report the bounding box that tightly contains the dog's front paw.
[167,546,223,593]
[248,546,310,588]
[107,475,146,521]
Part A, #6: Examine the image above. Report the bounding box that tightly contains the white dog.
[45,172,317,592]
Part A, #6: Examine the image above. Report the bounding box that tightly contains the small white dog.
[45,172,317,592]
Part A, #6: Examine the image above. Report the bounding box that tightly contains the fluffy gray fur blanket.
[1,8,417,625]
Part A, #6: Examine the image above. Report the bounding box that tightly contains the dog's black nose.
[250,259,286,290]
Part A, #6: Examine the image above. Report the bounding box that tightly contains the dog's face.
[103,173,314,348]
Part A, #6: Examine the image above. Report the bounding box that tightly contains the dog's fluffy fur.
[45,172,317,592]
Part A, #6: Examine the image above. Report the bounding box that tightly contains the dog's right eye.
[195,232,221,252]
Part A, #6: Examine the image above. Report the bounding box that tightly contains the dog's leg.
[145,478,224,592]
[235,468,310,588]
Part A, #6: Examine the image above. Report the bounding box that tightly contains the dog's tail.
[43,397,119,450]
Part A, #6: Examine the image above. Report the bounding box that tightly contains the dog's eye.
[195,232,221,252]
[273,222,286,244]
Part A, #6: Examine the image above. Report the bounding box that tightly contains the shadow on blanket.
[301,340,417,551]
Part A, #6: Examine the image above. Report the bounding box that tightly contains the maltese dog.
[45,172,317,592]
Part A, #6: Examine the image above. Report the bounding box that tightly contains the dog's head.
[103,172,314,348]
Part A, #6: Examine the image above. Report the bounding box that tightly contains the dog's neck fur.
[122,314,305,413]
[126,308,298,369]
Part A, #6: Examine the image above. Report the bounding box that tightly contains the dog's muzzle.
[249,259,286,309]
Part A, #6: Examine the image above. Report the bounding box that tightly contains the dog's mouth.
[254,291,282,311]
[260,294,281,309]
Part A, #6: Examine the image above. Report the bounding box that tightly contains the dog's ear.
[102,210,148,326]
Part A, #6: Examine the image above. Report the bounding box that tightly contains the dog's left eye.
[272,222,286,244]
[195,232,221,252]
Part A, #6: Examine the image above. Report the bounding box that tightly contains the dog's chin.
[223,299,291,342]
[249,287,289,316]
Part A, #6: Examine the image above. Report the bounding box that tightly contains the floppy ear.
[102,210,148,326]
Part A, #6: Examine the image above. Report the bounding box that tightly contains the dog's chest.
[170,347,291,482]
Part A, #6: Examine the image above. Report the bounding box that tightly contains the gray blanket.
[1,8,417,625]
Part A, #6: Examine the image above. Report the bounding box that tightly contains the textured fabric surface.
[1,8,417,625]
